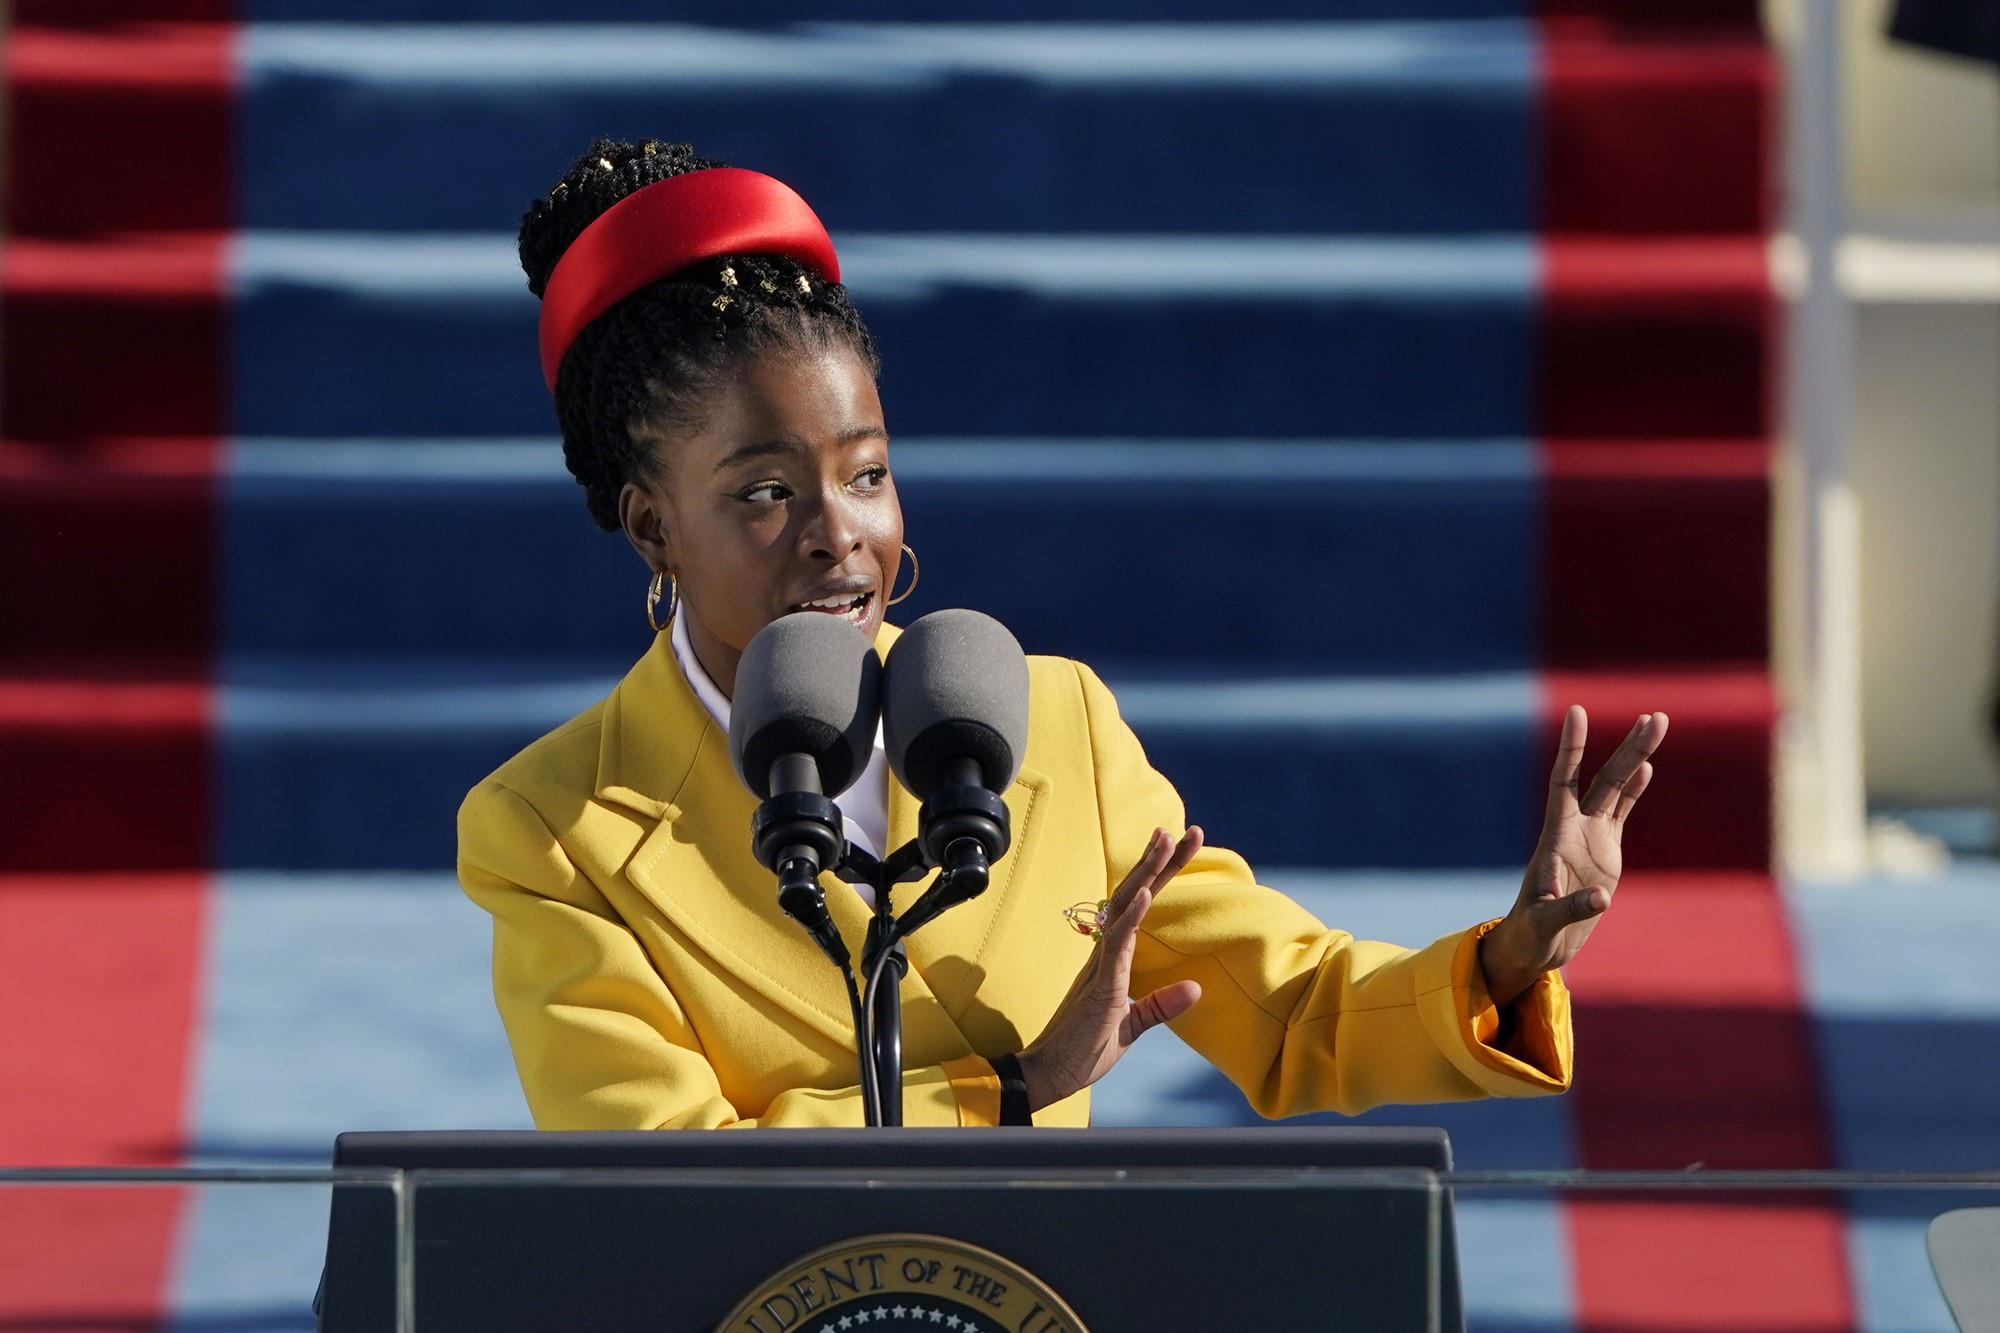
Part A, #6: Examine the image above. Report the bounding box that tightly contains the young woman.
[458,138,1668,1130]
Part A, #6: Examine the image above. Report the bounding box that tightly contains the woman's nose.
[799,490,865,561]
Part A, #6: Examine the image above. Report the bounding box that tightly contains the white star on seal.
[891,1305,907,1319]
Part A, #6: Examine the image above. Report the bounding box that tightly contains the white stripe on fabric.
[805,21,1532,87]
[224,437,1535,484]
[219,677,617,734]
[1113,675,1535,730]
[242,21,1531,89]
[837,234,1534,299]
[230,232,524,296]
[886,439,1535,482]
[229,437,561,478]
[227,231,1535,300]
[1261,869,1523,934]
[211,669,1531,737]
[243,24,930,88]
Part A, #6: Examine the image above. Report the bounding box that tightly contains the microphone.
[729,612,883,968]
[883,610,1030,937]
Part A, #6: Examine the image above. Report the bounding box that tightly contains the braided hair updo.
[520,138,881,532]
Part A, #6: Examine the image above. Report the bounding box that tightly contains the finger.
[1111,826,1200,920]
[1527,884,1610,938]
[1578,711,1667,818]
[1612,760,1654,824]
[1103,878,1157,944]
[1146,826,1204,893]
[1545,706,1587,818]
[1094,831,1200,994]
[1107,828,1171,912]
[1096,878,1168,1004]
[1120,980,1201,1047]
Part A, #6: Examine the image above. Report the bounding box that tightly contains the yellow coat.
[458,626,1572,1130]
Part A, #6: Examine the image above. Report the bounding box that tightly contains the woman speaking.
[458,138,1669,1130]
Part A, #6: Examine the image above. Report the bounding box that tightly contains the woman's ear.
[618,481,673,574]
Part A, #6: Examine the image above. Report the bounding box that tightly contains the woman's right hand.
[1016,826,1206,1112]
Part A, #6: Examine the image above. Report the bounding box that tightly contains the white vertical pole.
[1786,0,1868,875]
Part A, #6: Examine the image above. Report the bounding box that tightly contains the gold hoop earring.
[887,543,920,607]
[646,569,680,632]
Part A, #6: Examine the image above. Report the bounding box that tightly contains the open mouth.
[789,590,874,628]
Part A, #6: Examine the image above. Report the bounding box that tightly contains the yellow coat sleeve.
[1073,662,1572,1118]
[458,779,1001,1130]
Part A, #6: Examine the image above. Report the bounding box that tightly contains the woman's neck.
[681,612,741,701]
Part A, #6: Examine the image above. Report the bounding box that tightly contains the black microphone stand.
[830,842,924,1127]
[758,755,1009,1128]
[823,771,1009,1128]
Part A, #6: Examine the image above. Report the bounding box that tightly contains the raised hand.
[1016,826,1206,1112]
[1478,707,1669,1006]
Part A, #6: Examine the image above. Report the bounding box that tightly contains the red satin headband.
[537,167,842,390]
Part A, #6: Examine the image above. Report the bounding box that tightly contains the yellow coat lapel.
[591,635,850,1044]
[892,764,1052,1052]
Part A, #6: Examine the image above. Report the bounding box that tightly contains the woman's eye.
[854,465,889,490]
[741,482,791,504]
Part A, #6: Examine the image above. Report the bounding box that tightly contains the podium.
[318,1127,1464,1332]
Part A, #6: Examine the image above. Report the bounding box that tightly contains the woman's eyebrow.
[712,427,889,473]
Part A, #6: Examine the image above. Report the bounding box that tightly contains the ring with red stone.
[1062,899,1113,941]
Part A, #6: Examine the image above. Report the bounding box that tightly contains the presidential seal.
[715,1233,1088,1333]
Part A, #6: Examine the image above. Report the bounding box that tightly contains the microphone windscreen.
[884,609,1030,801]
[729,613,883,799]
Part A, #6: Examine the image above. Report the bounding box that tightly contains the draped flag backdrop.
[4,2,1995,1329]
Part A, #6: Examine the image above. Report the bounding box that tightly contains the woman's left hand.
[1015,826,1206,1112]
[1478,706,1669,1006]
